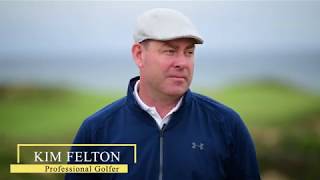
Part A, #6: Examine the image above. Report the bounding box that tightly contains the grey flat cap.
[133,8,203,44]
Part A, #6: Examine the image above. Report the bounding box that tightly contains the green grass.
[0,86,123,140]
[200,81,320,127]
[1,81,320,180]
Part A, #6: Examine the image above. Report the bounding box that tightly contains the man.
[66,8,260,180]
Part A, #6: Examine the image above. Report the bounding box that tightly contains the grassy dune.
[1,82,319,180]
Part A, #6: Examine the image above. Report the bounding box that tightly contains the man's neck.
[138,82,181,118]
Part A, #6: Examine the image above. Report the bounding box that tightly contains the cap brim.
[138,35,203,44]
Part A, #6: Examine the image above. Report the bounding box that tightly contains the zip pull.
[160,123,167,137]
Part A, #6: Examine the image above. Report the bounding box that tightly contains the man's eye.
[164,49,175,55]
[186,50,194,56]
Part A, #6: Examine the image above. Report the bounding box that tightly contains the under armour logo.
[192,142,204,150]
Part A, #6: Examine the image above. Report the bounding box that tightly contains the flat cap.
[133,8,203,44]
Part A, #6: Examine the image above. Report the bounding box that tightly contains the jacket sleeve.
[64,118,101,180]
[226,113,261,180]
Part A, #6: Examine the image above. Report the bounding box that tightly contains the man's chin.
[164,87,188,97]
[161,80,190,97]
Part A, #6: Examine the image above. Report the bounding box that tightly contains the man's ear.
[131,43,144,68]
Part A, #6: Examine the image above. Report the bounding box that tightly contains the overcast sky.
[1,1,319,57]
[0,1,319,91]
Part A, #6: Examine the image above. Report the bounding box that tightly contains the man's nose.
[173,53,189,69]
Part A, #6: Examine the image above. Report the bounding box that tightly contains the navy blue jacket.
[65,76,260,180]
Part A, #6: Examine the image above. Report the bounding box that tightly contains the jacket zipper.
[159,123,167,180]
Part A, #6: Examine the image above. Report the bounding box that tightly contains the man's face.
[138,38,196,98]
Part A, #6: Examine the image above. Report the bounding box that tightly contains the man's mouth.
[167,75,186,81]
